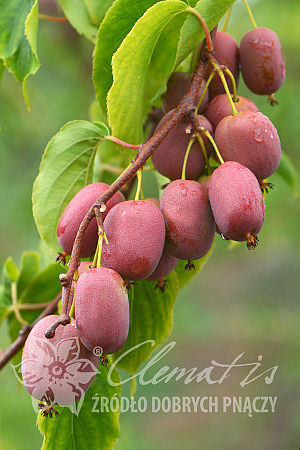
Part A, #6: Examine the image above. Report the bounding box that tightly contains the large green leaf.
[143,11,187,110]
[176,0,238,65]
[88,101,131,186]
[93,0,159,117]
[0,0,34,58]
[38,365,121,450]
[84,0,115,25]
[32,120,109,254]
[58,0,98,43]
[113,272,179,374]
[0,0,40,108]
[107,0,188,149]
[275,151,298,196]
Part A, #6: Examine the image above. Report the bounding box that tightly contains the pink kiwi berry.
[206,31,239,100]
[162,72,208,114]
[21,315,99,406]
[208,161,265,248]
[145,197,160,208]
[146,247,178,281]
[214,110,281,180]
[144,198,178,281]
[160,180,216,260]
[77,261,92,277]
[57,183,125,258]
[75,267,129,354]
[240,27,286,95]
[205,94,258,129]
[101,200,166,280]
[152,110,213,180]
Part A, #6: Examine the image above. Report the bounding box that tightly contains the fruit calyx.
[246,232,259,250]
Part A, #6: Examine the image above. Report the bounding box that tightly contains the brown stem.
[0,293,61,371]
[93,206,105,232]
[45,28,217,339]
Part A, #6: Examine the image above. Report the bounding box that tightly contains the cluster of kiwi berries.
[22,25,285,407]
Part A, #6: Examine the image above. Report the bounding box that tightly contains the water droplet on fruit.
[250,38,272,49]
[181,188,188,197]
[251,37,260,46]
[105,248,111,257]
[221,233,229,240]
[253,128,264,142]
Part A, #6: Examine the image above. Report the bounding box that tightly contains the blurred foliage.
[0,0,299,449]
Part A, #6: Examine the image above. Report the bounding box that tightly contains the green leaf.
[0,252,42,325]
[143,10,187,109]
[1,258,18,319]
[88,101,132,184]
[154,171,170,197]
[1,0,40,108]
[0,59,4,85]
[0,285,12,324]
[175,241,215,290]
[93,0,159,117]
[275,151,298,196]
[176,0,238,65]
[3,257,19,282]
[113,272,179,374]
[107,1,188,147]
[89,100,108,126]
[32,120,109,254]
[58,0,98,43]
[38,365,121,450]
[39,240,54,268]
[9,263,65,342]
[84,0,115,25]
[17,251,41,297]
[0,0,34,58]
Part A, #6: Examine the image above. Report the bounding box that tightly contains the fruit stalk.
[241,0,257,29]
[208,54,238,114]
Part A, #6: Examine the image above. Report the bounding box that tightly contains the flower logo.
[13,336,99,414]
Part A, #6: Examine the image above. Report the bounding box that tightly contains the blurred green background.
[0,0,299,448]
